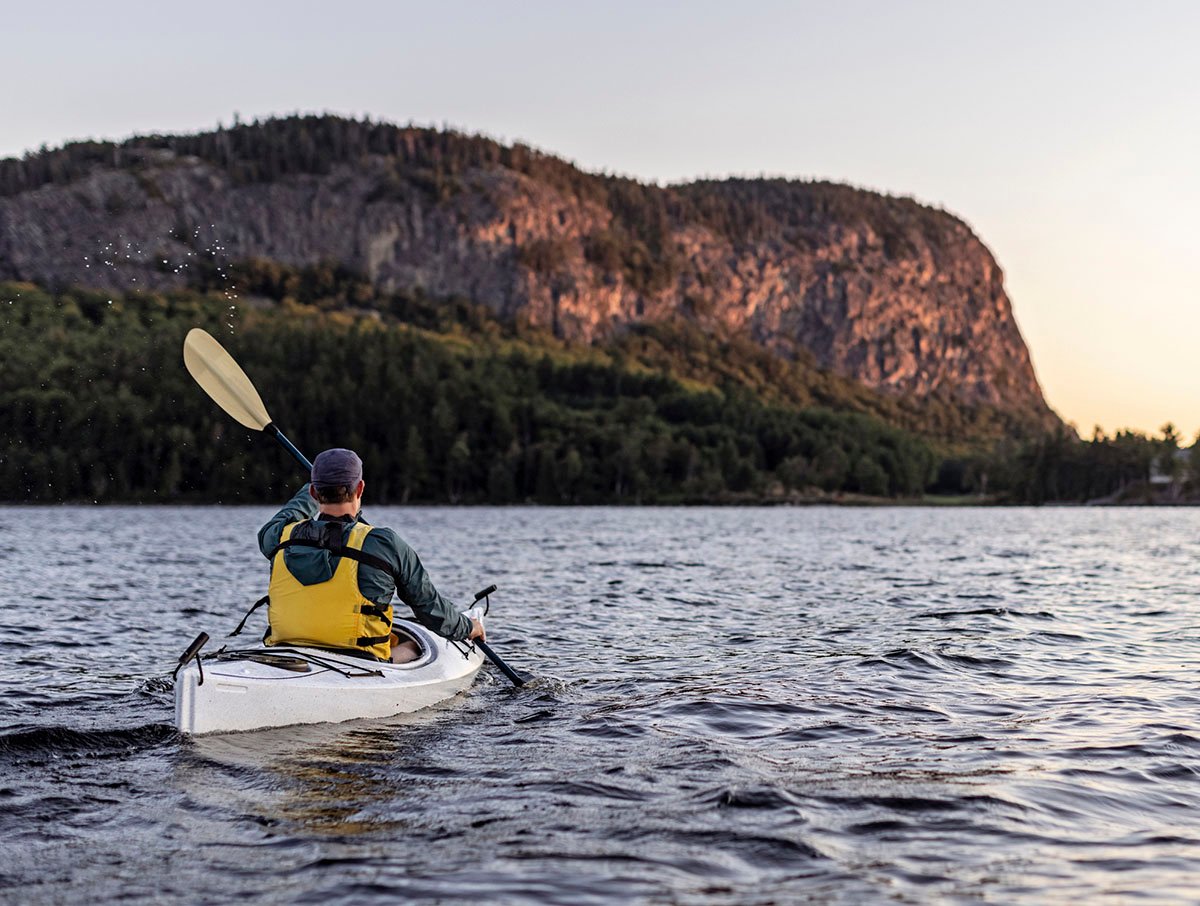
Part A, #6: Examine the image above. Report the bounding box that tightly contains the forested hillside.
[2,117,1175,505]
[0,282,938,503]
[0,279,1168,504]
[1,115,1056,428]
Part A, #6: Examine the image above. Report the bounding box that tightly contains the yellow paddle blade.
[182,328,272,430]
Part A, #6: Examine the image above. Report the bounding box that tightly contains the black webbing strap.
[229,595,270,637]
[360,602,392,625]
[231,599,392,644]
[271,538,401,584]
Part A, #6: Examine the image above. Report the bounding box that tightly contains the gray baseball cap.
[311,448,363,488]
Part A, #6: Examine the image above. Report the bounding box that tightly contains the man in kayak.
[257,447,484,663]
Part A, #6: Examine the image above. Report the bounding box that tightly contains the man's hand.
[468,617,486,642]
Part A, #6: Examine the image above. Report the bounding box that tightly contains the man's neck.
[318,503,360,519]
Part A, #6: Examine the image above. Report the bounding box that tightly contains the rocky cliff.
[0,116,1056,425]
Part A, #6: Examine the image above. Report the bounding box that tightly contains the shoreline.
[2,495,1196,508]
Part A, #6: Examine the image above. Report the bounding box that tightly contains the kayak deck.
[175,614,484,735]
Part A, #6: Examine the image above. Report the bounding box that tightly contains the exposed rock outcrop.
[0,119,1056,425]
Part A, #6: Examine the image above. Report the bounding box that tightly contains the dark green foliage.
[192,258,375,309]
[582,226,678,295]
[988,428,1160,504]
[0,280,946,504]
[516,239,571,275]
[606,321,1047,444]
[926,425,1167,503]
[674,178,961,255]
[0,116,603,202]
[582,231,624,275]
[2,270,1139,506]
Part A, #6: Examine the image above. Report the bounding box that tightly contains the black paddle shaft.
[467,585,527,686]
[265,423,313,472]
[475,639,527,687]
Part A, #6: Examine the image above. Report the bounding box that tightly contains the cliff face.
[0,120,1055,425]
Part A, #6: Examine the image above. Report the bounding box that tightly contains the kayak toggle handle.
[472,584,497,616]
[172,632,210,686]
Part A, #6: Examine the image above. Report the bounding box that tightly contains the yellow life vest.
[266,520,394,661]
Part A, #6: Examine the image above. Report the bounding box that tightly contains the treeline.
[1,115,966,295]
[980,426,1190,505]
[0,280,1176,505]
[1,282,940,504]
[676,178,962,262]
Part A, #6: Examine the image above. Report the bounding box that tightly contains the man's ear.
[309,485,319,501]
[356,480,366,499]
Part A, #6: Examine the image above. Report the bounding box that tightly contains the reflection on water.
[3,505,1200,903]
[178,705,476,838]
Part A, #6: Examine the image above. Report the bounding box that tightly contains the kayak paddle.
[182,328,313,471]
[182,327,529,687]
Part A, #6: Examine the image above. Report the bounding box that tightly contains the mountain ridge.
[0,114,1058,432]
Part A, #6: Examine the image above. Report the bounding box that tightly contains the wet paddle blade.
[182,328,272,430]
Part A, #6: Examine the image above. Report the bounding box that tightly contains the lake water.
[2,505,1199,903]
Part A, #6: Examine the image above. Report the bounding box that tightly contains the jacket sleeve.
[375,529,472,641]
[257,483,318,559]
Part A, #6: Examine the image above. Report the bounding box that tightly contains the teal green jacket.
[257,484,472,641]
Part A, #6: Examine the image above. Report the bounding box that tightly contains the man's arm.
[371,529,473,641]
[257,483,318,559]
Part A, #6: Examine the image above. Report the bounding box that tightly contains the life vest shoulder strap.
[279,518,369,551]
[269,537,399,585]
[229,594,270,637]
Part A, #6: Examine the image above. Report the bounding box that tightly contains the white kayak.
[175,609,485,736]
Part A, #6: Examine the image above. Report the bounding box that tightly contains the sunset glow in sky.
[5,0,1198,437]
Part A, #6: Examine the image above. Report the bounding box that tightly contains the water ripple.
[3,505,1200,903]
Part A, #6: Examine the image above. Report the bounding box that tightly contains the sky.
[5,0,1199,437]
